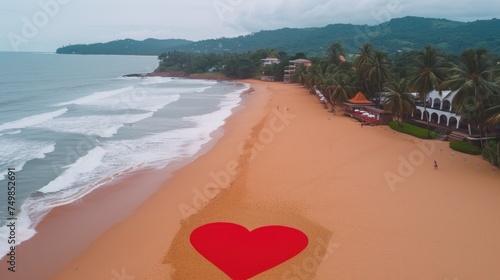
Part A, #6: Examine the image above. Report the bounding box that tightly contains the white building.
[261,57,280,66]
[413,90,462,129]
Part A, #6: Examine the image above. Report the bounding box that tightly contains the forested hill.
[56,38,193,55]
[56,17,500,56]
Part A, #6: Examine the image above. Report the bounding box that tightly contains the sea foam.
[0,140,55,181]
[39,146,106,193]
[0,108,68,132]
[0,80,247,260]
[56,86,134,106]
[34,112,154,138]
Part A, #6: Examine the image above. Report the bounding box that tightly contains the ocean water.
[0,52,248,257]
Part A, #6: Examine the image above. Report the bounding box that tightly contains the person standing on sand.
[434,160,438,169]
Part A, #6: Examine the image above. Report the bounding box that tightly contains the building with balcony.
[284,59,312,83]
[413,90,462,130]
[380,90,499,137]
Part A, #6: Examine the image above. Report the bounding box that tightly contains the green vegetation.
[389,121,438,139]
[409,46,449,137]
[383,78,416,125]
[56,18,500,168]
[449,141,483,155]
[151,41,499,140]
[155,49,304,79]
[482,140,500,167]
[54,24,500,167]
[56,17,500,56]
[56,38,192,55]
[288,41,498,170]
[150,38,500,130]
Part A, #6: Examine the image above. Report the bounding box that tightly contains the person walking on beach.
[434,160,438,170]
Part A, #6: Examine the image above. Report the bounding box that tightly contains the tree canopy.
[57,17,500,56]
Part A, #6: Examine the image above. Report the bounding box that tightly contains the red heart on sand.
[190,222,308,280]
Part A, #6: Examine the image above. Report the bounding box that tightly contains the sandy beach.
[3,80,499,279]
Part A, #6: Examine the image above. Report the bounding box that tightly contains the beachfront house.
[413,90,500,139]
[284,59,312,83]
[261,57,281,66]
[412,90,463,130]
[379,89,497,138]
[260,57,281,82]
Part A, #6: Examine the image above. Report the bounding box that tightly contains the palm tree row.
[293,43,500,138]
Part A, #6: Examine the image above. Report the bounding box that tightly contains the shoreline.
[0,79,254,279]
[48,79,272,280]
[124,71,232,81]
[2,80,499,279]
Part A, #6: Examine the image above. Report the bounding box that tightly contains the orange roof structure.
[346,92,374,105]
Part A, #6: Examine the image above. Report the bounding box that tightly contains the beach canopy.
[347,92,374,105]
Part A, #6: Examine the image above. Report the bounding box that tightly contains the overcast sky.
[1,0,499,52]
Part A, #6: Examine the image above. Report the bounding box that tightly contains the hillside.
[56,17,500,56]
[56,38,192,55]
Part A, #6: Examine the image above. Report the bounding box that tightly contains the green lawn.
[449,140,482,155]
[389,121,438,139]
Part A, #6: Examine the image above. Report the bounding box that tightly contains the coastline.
[48,80,272,280]
[124,71,232,81]
[3,80,499,279]
[0,79,254,280]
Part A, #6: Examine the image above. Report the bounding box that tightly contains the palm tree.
[353,43,375,96]
[488,69,500,124]
[486,103,500,124]
[409,46,449,137]
[383,78,416,125]
[353,43,374,71]
[327,42,347,66]
[317,60,330,76]
[441,49,500,139]
[365,51,393,104]
[292,64,308,84]
[304,66,316,92]
[322,72,359,108]
[459,104,488,135]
